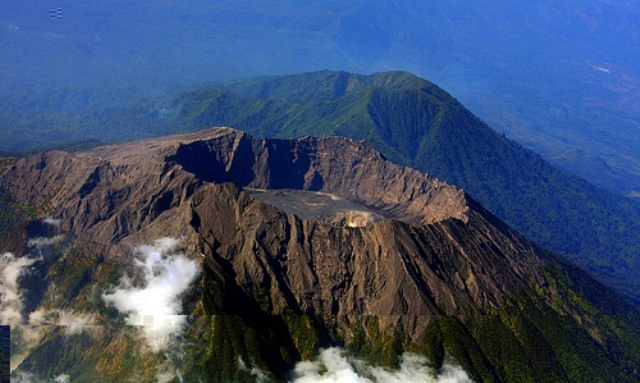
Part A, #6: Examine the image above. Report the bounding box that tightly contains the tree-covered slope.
[163,71,640,306]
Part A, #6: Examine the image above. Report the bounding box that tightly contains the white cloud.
[101,237,200,352]
[0,252,37,325]
[290,348,473,383]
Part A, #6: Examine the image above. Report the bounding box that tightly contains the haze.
[2,0,640,195]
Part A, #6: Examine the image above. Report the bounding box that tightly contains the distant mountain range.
[2,128,639,382]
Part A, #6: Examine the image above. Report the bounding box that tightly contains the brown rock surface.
[0,127,548,326]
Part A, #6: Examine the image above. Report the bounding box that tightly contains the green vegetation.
[344,316,406,367]
[377,277,640,383]
[42,247,108,312]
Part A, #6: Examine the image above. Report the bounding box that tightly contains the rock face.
[1,128,543,316]
[2,127,639,382]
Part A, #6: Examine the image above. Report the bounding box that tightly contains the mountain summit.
[2,128,639,382]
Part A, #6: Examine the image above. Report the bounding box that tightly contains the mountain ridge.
[2,128,639,382]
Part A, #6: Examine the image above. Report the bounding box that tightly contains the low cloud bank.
[290,348,472,383]
[102,237,201,352]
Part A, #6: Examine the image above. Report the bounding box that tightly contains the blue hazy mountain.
[1,0,640,195]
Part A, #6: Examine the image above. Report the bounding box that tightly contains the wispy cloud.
[27,309,99,336]
[27,235,65,249]
[11,309,100,372]
[0,252,37,325]
[42,217,62,227]
[101,237,201,352]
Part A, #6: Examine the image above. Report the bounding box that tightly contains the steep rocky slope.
[1,128,639,382]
